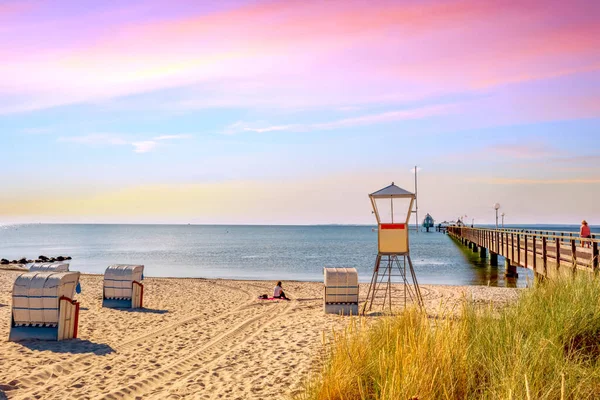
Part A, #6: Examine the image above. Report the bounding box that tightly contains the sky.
[1,0,599,225]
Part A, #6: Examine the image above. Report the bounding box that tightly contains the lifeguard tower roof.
[370,183,414,198]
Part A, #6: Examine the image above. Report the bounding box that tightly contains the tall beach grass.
[299,275,600,399]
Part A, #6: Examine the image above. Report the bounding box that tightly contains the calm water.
[1,224,596,287]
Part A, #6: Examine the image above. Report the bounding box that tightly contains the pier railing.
[447,227,599,276]
[492,227,597,241]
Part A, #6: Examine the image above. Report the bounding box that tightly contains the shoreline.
[0,270,521,399]
[0,265,526,288]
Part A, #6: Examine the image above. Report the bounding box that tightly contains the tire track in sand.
[10,280,256,397]
[99,300,295,400]
[113,281,258,351]
[162,298,297,399]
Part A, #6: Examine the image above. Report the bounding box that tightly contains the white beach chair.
[29,262,70,272]
[323,267,359,315]
[9,271,81,341]
[102,264,144,309]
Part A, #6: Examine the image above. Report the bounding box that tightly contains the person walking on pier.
[580,220,591,248]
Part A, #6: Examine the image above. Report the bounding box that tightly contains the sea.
[1,224,598,288]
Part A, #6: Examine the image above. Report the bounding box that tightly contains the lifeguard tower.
[362,183,423,314]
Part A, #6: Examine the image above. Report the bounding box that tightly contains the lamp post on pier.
[501,212,505,228]
[494,203,501,229]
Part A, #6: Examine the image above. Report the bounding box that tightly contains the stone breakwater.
[0,255,72,265]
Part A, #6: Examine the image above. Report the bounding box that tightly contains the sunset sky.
[1,0,599,225]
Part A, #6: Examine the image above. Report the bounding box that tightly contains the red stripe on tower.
[380,223,405,230]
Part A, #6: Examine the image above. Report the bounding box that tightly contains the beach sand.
[0,269,521,399]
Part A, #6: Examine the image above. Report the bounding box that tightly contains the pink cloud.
[0,0,598,114]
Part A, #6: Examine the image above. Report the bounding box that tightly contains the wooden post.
[524,234,528,268]
[571,239,577,273]
[511,233,515,261]
[517,233,521,266]
[556,236,561,271]
[496,230,500,254]
[542,237,547,275]
[593,241,599,272]
[532,236,537,272]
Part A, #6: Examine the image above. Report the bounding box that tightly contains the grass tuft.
[298,274,600,399]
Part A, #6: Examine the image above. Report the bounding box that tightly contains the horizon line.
[1,222,594,227]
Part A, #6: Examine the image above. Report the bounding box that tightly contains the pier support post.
[479,246,487,258]
[472,243,478,252]
[505,258,518,278]
[490,252,498,266]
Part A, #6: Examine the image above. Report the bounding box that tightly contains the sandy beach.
[0,269,521,399]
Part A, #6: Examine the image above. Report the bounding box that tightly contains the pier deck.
[447,227,599,278]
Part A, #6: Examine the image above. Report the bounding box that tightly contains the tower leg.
[362,254,381,315]
[386,256,393,312]
[406,255,424,310]
[363,253,424,314]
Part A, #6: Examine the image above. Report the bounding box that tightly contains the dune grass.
[298,275,600,399]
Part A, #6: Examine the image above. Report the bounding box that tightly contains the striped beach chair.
[323,267,359,315]
[9,271,81,341]
[102,265,144,309]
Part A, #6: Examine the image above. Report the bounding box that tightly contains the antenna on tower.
[411,166,419,233]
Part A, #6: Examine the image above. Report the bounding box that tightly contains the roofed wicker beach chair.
[102,265,144,309]
[323,267,359,315]
[10,271,81,341]
[29,262,70,272]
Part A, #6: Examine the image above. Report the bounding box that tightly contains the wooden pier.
[447,227,599,278]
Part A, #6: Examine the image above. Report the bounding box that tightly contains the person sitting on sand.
[580,220,591,248]
[273,281,290,300]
